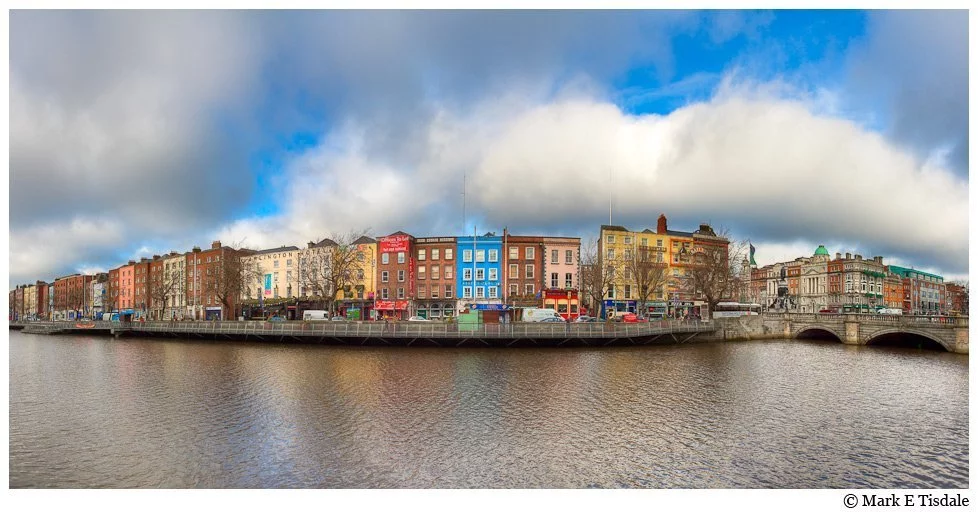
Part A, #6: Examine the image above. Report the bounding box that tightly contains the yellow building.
[598,214,726,318]
[298,236,377,320]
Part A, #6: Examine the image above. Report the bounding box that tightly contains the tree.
[210,246,262,320]
[629,245,670,318]
[580,237,620,320]
[150,263,184,320]
[67,282,86,318]
[682,228,747,316]
[299,230,371,316]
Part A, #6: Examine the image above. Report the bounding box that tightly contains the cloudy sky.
[8,10,969,287]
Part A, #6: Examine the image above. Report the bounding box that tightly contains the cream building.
[162,252,187,319]
[242,246,301,301]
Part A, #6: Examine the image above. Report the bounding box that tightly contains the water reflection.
[9,334,967,488]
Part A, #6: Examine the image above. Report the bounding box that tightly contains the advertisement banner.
[380,235,411,253]
[264,274,272,296]
[375,300,410,311]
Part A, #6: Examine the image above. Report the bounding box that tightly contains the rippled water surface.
[9,332,968,488]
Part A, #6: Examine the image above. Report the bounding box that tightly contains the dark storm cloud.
[846,10,969,175]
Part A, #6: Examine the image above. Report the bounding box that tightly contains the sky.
[7,9,970,288]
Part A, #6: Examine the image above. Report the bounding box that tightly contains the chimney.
[657,214,668,234]
[308,242,315,249]
[211,241,222,250]
[140,257,148,263]
[875,256,883,264]
[128,260,135,265]
[855,254,862,260]
[153,254,160,260]
[192,246,201,253]
[845,252,851,260]
[835,252,841,260]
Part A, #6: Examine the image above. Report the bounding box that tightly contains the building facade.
[413,236,457,320]
[503,233,544,311]
[945,283,968,316]
[457,233,503,314]
[375,232,415,320]
[886,265,946,315]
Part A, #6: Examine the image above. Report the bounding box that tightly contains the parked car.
[267,316,286,322]
[522,308,563,322]
[574,315,597,323]
[407,316,432,322]
[330,316,347,321]
[539,317,565,323]
[621,313,641,323]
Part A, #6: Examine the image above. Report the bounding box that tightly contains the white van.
[877,308,903,315]
[523,308,563,322]
[302,310,330,321]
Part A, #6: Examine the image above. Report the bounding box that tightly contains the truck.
[522,308,563,323]
[302,310,330,321]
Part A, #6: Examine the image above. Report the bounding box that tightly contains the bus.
[712,302,762,318]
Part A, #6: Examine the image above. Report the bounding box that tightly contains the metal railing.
[765,313,965,327]
[12,319,715,339]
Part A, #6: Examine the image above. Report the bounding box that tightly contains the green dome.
[814,245,829,256]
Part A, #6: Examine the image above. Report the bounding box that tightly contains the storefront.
[604,299,637,318]
[542,289,580,320]
[467,303,510,323]
[205,307,222,320]
[338,299,373,320]
[415,301,455,321]
[374,300,409,320]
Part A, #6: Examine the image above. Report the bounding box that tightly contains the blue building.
[456,233,503,309]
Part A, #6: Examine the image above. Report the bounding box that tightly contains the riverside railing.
[768,313,965,327]
[98,319,717,339]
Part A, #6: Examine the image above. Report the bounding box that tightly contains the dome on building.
[814,245,830,257]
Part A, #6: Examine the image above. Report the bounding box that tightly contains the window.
[382,253,390,264]
[624,269,632,280]
[431,285,439,298]
[463,250,473,262]
[509,264,518,279]
[624,285,632,299]
[565,273,573,288]
[207,257,212,263]
[489,287,498,299]
[476,250,485,263]
[431,266,440,280]
[382,271,389,283]
[525,284,534,295]
[624,249,632,260]
[488,268,497,281]
[287,271,293,281]
[509,247,518,259]
[476,287,485,298]
[418,285,426,298]
[463,268,473,281]
[551,249,558,262]
[525,247,535,259]
[445,285,453,298]
[608,285,616,299]
[357,269,364,280]
[419,266,426,280]
[397,252,405,264]
[565,250,573,264]
[398,270,405,282]
[551,273,559,288]
[445,248,453,260]
[606,235,615,243]
[397,287,405,299]
[274,260,279,268]
[432,249,440,260]
[525,265,534,278]
[418,249,426,261]
[510,284,519,296]
[445,266,453,279]
[624,236,632,244]
[641,238,648,247]
[463,286,472,298]
[488,249,498,262]
[381,288,389,299]
[476,269,485,280]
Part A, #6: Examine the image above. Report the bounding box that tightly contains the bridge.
[715,313,968,354]
[9,319,716,348]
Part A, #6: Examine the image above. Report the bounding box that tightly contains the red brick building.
[413,236,456,320]
[54,274,94,319]
[186,241,244,320]
[376,232,415,320]
[502,232,545,309]
[133,257,152,317]
[107,267,120,314]
[945,283,968,316]
[36,281,49,320]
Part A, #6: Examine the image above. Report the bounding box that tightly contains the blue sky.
[8,10,969,287]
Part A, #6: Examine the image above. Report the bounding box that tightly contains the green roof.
[886,265,944,281]
[814,245,829,256]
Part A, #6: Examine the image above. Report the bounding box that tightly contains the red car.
[621,313,641,323]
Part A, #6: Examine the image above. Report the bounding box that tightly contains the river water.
[8,332,968,488]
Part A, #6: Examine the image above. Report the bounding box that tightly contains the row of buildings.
[8,214,967,321]
[745,247,968,316]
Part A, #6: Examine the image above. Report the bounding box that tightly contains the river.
[8,332,968,488]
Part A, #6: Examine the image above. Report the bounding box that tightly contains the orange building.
[118,261,135,311]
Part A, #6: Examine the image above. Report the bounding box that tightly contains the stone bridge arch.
[792,325,844,342]
[863,328,953,352]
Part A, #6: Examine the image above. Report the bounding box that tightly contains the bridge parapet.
[765,313,968,354]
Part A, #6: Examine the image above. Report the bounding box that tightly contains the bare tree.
[67,284,86,318]
[210,246,262,320]
[580,237,620,320]
[682,228,747,316]
[299,230,371,316]
[150,264,185,320]
[630,245,670,318]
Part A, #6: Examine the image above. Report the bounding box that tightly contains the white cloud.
[219,82,967,277]
[9,217,126,284]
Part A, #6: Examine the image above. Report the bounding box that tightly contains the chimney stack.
[836,252,841,260]
[845,252,851,259]
[211,241,222,250]
[657,214,668,235]
[855,254,862,260]
[192,246,201,253]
